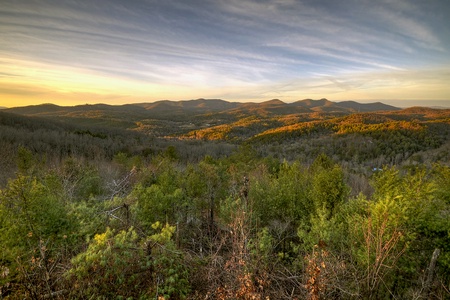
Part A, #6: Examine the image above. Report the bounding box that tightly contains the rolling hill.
[3,98,424,138]
[2,98,450,175]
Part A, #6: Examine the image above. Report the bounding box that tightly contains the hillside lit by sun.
[1,0,450,108]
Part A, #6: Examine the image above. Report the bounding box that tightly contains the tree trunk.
[423,248,440,298]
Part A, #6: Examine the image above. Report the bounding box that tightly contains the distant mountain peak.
[293,98,334,107]
[337,101,400,112]
[261,99,286,105]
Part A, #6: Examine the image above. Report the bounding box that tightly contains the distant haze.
[1,0,450,107]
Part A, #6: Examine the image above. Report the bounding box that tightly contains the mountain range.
[2,98,449,164]
[5,98,400,119]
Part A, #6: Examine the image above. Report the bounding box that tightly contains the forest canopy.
[1,104,450,299]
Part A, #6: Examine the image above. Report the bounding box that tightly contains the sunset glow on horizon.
[1,0,450,108]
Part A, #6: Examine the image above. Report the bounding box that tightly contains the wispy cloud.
[0,0,449,106]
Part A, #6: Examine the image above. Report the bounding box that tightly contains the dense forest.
[1,101,450,299]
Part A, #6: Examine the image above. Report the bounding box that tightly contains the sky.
[1,0,450,108]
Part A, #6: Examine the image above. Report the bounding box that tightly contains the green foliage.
[249,227,275,268]
[296,156,349,252]
[218,195,242,226]
[133,183,184,227]
[311,153,335,170]
[163,145,179,161]
[0,175,72,251]
[252,227,274,257]
[182,163,210,211]
[113,151,130,166]
[350,194,412,295]
[250,161,311,226]
[66,199,104,241]
[0,174,75,295]
[344,166,450,297]
[67,227,152,299]
[226,144,261,172]
[147,222,190,299]
[433,163,450,204]
[60,157,103,200]
[180,157,224,224]
[131,159,187,227]
[309,163,348,220]
[16,146,35,174]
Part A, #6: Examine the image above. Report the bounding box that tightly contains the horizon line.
[2,98,450,109]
